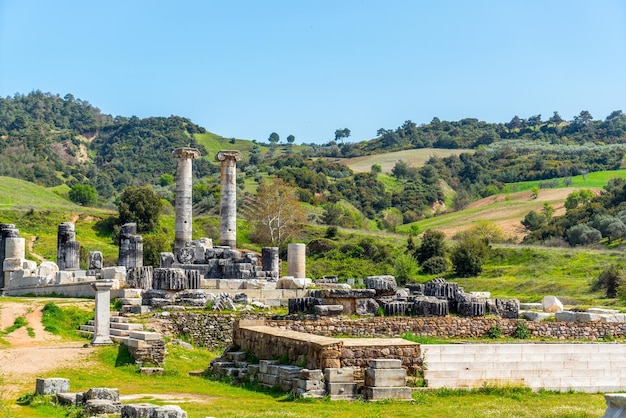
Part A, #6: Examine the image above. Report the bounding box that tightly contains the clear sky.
[1,1,625,144]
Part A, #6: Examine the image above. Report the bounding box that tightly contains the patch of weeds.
[27,326,35,337]
[603,333,616,342]
[400,332,447,344]
[279,353,290,365]
[42,302,93,340]
[487,324,502,339]
[245,350,259,364]
[2,316,28,334]
[515,321,530,339]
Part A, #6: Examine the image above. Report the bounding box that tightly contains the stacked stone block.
[363,359,412,401]
[293,369,325,398]
[325,367,358,400]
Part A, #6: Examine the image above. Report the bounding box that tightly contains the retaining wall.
[165,313,626,349]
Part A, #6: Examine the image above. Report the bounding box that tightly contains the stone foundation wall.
[126,340,166,366]
[164,313,626,348]
[266,316,626,340]
[167,312,268,349]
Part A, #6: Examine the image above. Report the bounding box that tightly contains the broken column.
[262,247,280,280]
[118,223,143,268]
[57,222,80,271]
[173,147,201,255]
[3,230,25,287]
[0,224,18,288]
[287,243,306,278]
[91,279,114,345]
[215,150,242,249]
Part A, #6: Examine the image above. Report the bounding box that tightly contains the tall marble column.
[173,147,201,255]
[215,150,242,249]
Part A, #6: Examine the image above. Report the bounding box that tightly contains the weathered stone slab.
[277,277,312,289]
[299,369,324,380]
[259,360,279,374]
[309,289,376,299]
[542,295,564,313]
[313,304,343,316]
[324,367,355,383]
[369,359,403,369]
[294,378,324,391]
[85,399,122,415]
[326,382,357,399]
[603,394,626,418]
[365,275,398,296]
[363,386,412,401]
[101,266,126,281]
[35,378,70,395]
[82,387,120,402]
[364,368,406,387]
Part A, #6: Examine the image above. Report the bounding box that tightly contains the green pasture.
[504,169,626,193]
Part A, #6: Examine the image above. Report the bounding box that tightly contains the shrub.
[415,229,446,264]
[450,234,489,277]
[566,224,602,246]
[515,322,530,339]
[421,256,450,275]
[594,264,626,298]
[393,253,418,284]
[487,325,502,339]
[68,183,97,206]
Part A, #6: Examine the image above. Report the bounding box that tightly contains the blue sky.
[1,1,625,144]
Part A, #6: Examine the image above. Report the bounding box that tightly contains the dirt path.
[0,299,96,398]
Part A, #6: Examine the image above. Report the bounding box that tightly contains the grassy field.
[7,331,606,418]
[504,169,626,192]
[336,148,474,173]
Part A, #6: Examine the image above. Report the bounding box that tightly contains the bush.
[118,186,163,233]
[393,253,418,284]
[566,224,602,246]
[515,322,530,339]
[421,256,449,275]
[68,183,97,206]
[415,229,446,264]
[487,325,502,339]
[593,264,625,298]
[450,234,489,277]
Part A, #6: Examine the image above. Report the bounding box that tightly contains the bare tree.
[245,178,306,246]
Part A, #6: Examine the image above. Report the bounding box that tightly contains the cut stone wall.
[264,316,626,341]
[232,320,421,373]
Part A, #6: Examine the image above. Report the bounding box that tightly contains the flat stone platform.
[339,338,418,348]
[234,319,421,372]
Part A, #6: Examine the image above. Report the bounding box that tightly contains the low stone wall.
[234,320,345,370]
[163,313,626,350]
[167,312,269,349]
[265,316,626,341]
[233,320,421,374]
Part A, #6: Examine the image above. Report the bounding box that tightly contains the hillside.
[333,148,473,173]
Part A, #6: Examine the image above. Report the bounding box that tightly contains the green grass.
[437,245,626,306]
[12,343,606,418]
[2,316,28,335]
[504,169,626,192]
[41,302,93,340]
